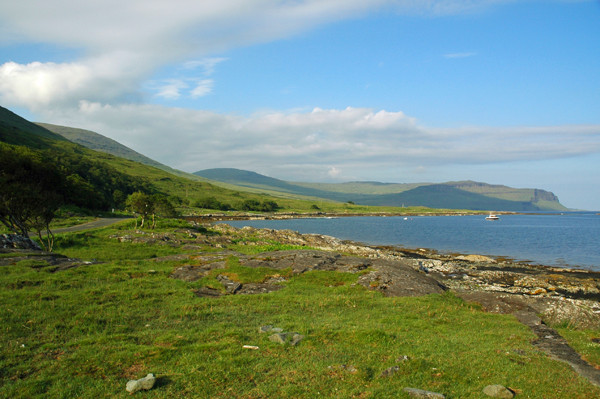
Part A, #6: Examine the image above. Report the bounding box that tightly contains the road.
[51,217,129,234]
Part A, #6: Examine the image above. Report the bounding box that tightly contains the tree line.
[0,141,281,251]
[0,142,169,250]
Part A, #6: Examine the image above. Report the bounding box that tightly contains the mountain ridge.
[194,168,568,211]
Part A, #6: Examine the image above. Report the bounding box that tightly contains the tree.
[126,193,178,229]
[126,192,154,228]
[0,144,64,250]
[151,195,178,228]
[29,190,62,252]
[239,199,280,212]
[193,197,232,211]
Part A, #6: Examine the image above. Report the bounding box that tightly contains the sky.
[0,0,599,210]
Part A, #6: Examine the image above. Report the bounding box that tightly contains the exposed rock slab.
[357,259,446,297]
[171,249,446,298]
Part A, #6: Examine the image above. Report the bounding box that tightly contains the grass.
[553,326,600,369]
[1,221,599,398]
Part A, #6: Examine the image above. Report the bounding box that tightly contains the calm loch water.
[222,212,600,271]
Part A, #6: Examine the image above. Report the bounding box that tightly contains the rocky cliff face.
[533,189,559,202]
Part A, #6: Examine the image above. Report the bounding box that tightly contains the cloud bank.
[43,103,600,182]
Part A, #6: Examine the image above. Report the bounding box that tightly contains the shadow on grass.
[155,375,173,389]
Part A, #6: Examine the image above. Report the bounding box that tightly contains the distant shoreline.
[184,210,517,222]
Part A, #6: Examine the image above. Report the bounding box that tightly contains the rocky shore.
[207,223,600,325]
[203,223,600,386]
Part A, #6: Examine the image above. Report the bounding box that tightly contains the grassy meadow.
[1,219,599,398]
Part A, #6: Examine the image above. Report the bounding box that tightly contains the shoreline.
[186,211,596,272]
[208,222,600,296]
[184,210,514,222]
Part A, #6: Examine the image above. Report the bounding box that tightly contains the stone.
[268,333,290,344]
[125,373,156,393]
[482,384,515,398]
[290,333,304,346]
[379,366,400,377]
[217,275,242,294]
[237,283,284,295]
[455,254,496,263]
[341,364,358,374]
[259,325,273,333]
[403,387,445,398]
[267,331,303,346]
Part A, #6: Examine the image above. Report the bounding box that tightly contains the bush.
[239,199,279,212]
[193,197,232,211]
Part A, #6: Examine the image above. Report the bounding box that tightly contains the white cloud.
[0,0,517,111]
[190,80,215,98]
[41,103,600,183]
[182,58,228,75]
[153,79,189,100]
[0,52,147,111]
[328,166,342,178]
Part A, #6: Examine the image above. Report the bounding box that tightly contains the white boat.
[485,213,500,221]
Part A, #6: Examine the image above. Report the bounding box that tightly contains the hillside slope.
[37,123,203,181]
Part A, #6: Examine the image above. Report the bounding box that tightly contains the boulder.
[0,234,41,250]
[125,373,156,393]
[482,384,515,398]
[455,254,496,263]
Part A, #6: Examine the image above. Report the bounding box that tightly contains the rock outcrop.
[0,234,41,250]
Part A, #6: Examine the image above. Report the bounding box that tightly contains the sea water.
[221,212,600,271]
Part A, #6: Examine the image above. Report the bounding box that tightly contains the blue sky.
[1,0,599,210]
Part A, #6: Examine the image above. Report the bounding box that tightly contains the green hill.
[194,168,351,202]
[0,106,320,217]
[195,168,568,211]
[0,108,68,148]
[36,123,205,181]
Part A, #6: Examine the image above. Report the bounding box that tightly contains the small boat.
[485,213,499,221]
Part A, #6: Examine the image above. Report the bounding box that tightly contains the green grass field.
[1,220,599,398]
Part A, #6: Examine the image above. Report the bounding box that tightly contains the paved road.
[51,217,130,234]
